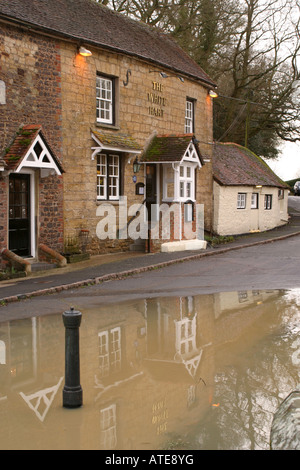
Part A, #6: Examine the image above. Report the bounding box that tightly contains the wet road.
[1,233,300,322]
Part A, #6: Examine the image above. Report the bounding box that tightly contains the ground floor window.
[251,192,259,209]
[264,194,272,210]
[179,163,195,201]
[237,193,246,209]
[97,153,120,200]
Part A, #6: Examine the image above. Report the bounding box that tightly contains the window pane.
[97,154,107,199]
[180,182,184,198]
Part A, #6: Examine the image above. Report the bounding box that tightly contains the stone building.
[0,0,216,265]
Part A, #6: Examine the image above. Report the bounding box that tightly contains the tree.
[96,0,300,158]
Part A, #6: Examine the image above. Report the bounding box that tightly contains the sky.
[264,141,300,182]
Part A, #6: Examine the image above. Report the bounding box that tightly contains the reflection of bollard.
[62,307,83,408]
[270,390,300,450]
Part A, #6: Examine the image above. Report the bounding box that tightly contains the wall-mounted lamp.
[255,185,262,189]
[78,46,92,57]
[209,89,218,98]
[133,157,141,173]
[149,70,184,82]
[149,70,168,78]
[123,69,131,86]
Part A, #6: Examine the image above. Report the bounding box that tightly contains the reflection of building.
[144,297,204,381]
[0,289,284,449]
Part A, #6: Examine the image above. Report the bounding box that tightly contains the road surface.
[1,231,300,321]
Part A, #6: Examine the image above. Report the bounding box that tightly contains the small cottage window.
[251,193,259,209]
[264,194,272,210]
[237,193,246,209]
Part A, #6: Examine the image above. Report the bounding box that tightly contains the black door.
[145,164,157,223]
[9,174,31,256]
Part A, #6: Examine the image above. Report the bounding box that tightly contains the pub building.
[0,0,216,268]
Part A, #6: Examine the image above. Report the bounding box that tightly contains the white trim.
[180,142,202,167]
[15,134,62,175]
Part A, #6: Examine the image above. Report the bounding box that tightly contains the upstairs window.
[251,193,259,209]
[96,76,114,125]
[185,99,194,133]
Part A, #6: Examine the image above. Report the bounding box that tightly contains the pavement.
[1,212,300,306]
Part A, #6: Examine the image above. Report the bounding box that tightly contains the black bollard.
[62,307,83,408]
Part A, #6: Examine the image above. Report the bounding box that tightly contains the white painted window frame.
[97,153,120,201]
[237,192,246,209]
[251,192,259,209]
[96,76,113,124]
[185,99,194,133]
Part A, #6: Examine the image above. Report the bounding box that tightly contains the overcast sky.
[265,141,300,181]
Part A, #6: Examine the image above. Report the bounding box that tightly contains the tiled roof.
[0,0,215,86]
[213,142,288,188]
[140,133,203,164]
[92,130,141,152]
[3,124,64,173]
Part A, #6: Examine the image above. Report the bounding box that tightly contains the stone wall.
[60,43,214,254]
[0,24,64,258]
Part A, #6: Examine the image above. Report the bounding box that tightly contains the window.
[100,405,117,449]
[185,99,194,133]
[179,163,195,200]
[96,76,114,124]
[97,153,120,200]
[251,193,259,209]
[264,194,272,210]
[237,193,246,209]
[278,189,284,199]
[98,327,121,377]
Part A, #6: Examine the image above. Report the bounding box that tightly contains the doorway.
[9,174,31,257]
[145,164,157,223]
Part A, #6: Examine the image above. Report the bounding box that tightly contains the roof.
[3,124,64,174]
[92,129,141,153]
[140,133,204,165]
[0,0,216,87]
[212,143,288,189]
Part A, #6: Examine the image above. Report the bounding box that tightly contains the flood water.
[0,288,299,450]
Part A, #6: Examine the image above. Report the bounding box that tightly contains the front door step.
[161,239,207,253]
[30,262,58,272]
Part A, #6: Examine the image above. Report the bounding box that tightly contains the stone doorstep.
[160,239,207,253]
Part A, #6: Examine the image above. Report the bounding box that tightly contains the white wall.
[213,182,289,236]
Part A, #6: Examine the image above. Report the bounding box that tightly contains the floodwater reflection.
[0,288,299,450]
